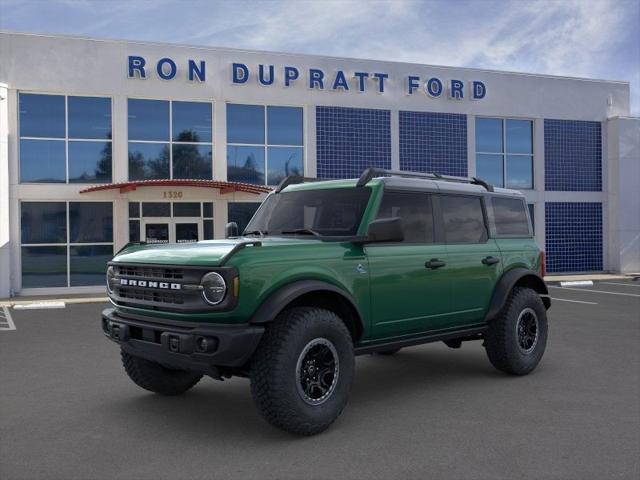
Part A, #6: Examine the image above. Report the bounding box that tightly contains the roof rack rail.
[356,168,494,192]
[275,175,325,193]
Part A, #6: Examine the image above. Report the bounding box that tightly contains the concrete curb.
[0,297,109,308]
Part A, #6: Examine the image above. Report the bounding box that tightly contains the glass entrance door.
[141,218,202,244]
[174,220,202,243]
[143,221,170,244]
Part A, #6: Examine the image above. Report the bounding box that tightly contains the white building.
[0,31,638,297]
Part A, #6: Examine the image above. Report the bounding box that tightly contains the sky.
[1,0,639,114]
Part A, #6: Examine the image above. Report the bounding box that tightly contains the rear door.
[366,190,453,339]
[438,194,502,325]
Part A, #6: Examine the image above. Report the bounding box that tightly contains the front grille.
[118,286,184,305]
[110,263,208,312]
[115,265,184,280]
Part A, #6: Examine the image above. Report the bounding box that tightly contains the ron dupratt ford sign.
[127,56,487,100]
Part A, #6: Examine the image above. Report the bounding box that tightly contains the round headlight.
[106,266,115,294]
[201,272,227,305]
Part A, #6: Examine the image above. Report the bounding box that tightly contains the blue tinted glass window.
[68,96,112,139]
[267,147,303,185]
[142,203,171,217]
[228,203,261,234]
[203,202,213,218]
[506,120,532,154]
[19,93,65,138]
[267,106,303,145]
[128,142,170,180]
[173,203,201,217]
[70,245,113,286]
[476,118,503,153]
[476,154,503,187]
[172,102,212,143]
[68,141,112,183]
[128,99,169,141]
[20,139,66,183]
[69,202,113,243]
[129,220,140,242]
[506,155,533,189]
[227,104,265,144]
[172,144,212,180]
[21,202,67,244]
[227,145,265,184]
[21,246,68,288]
[203,220,214,240]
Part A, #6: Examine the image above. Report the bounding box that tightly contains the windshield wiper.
[280,228,322,237]
[243,229,268,237]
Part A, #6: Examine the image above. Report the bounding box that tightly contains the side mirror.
[225,222,239,238]
[364,217,404,243]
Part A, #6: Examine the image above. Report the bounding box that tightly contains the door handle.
[425,259,446,269]
[482,256,500,266]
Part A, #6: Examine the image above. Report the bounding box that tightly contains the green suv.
[102,168,550,435]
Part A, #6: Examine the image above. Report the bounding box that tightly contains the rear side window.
[376,191,434,243]
[440,195,488,244]
[491,197,531,236]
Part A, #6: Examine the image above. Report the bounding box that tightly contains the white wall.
[0,83,10,297]
[607,117,640,273]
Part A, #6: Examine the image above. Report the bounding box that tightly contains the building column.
[0,84,10,297]
[607,117,640,273]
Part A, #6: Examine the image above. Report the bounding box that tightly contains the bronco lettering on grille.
[119,279,181,290]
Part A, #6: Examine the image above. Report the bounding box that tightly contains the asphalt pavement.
[1,280,639,480]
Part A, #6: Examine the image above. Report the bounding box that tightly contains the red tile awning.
[79,179,273,195]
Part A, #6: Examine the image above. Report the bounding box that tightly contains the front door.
[174,219,202,243]
[366,191,452,339]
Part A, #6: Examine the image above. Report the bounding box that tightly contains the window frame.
[373,189,438,245]
[18,92,114,185]
[127,98,214,181]
[19,200,115,289]
[226,102,306,186]
[486,195,534,239]
[437,193,490,245]
[475,116,534,190]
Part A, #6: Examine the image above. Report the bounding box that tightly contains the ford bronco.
[102,168,550,435]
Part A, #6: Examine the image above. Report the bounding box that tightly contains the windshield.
[244,187,371,237]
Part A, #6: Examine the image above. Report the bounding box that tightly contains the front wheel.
[121,350,202,395]
[250,307,355,435]
[484,287,548,375]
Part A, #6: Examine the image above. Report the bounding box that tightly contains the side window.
[491,197,531,236]
[376,191,434,243]
[440,195,488,244]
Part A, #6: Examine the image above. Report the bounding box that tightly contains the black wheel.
[376,347,401,356]
[120,349,202,395]
[484,287,548,375]
[250,307,355,435]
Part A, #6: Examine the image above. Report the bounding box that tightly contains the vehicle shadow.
[101,345,507,442]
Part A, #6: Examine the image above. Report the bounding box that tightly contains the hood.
[112,237,320,267]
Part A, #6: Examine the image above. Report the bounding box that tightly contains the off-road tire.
[121,349,202,395]
[484,287,548,375]
[250,307,355,436]
[376,347,401,356]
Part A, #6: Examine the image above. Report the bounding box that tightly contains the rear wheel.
[484,287,548,375]
[121,350,202,395]
[250,307,355,435]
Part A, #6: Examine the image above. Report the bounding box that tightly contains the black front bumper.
[101,308,264,375]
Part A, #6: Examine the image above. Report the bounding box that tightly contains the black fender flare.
[485,268,550,322]
[249,279,364,333]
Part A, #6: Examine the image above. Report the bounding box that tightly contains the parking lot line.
[600,282,640,288]
[0,306,16,331]
[551,298,598,305]
[548,286,640,297]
